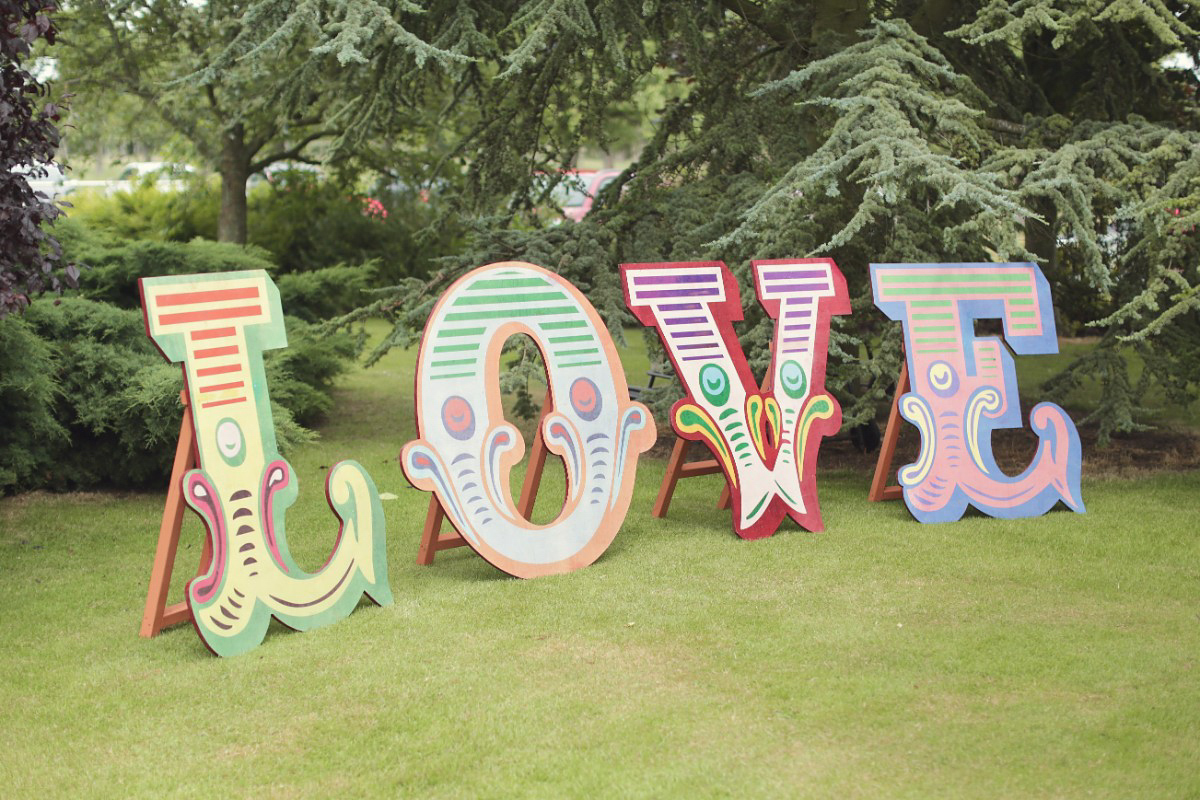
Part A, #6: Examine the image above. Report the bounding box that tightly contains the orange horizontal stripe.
[201,397,247,409]
[158,287,260,307]
[159,305,262,325]
[195,345,239,359]
[190,327,236,341]
[195,363,241,377]
[199,381,245,394]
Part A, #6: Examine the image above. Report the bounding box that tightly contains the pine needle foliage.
[204,2,1200,440]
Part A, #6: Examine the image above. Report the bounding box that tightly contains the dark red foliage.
[1,0,75,319]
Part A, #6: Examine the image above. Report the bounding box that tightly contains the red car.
[551,169,623,221]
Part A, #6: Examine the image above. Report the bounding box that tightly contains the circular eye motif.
[698,363,731,406]
[779,360,808,400]
[928,361,959,398]
[441,395,475,440]
[215,418,245,466]
[569,377,602,421]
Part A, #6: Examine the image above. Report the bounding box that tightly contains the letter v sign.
[622,260,850,539]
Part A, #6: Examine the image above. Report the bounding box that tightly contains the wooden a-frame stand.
[651,438,732,519]
[139,392,213,638]
[868,360,910,503]
[417,390,562,566]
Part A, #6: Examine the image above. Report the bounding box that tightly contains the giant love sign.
[140,272,392,657]
[140,261,1084,656]
[622,259,850,539]
[870,262,1085,523]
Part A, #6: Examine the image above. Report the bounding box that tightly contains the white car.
[109,161,197,194]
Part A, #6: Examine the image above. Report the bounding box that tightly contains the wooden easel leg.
[140,397,198,638]
[717,484,731,510]
[869,360,910,503]
[416,494,448,566]
[516,389,553,519]
[652,438,690,518]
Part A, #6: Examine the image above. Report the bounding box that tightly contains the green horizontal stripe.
[468,277,548,290]
[548,334,593,344]
[913,313,953,320]
[453,290,566,307]
[429,372,476,381]
[430,358,476,367]
[555,348,600,357]
[1009,311,1036,318]
[432,343,480,353]
[446,305,577,321]
[885,286,1031,296]
[881,273,1028,283]
[559,359,603,368]
[1012,324,1039,329]
[916,348,957,354]
[914,337,955,343]
[909,300,951,307]
[1009,298,1034,305]
[912,325,955,332]
[436,326,486,339]
[539,320,588,330]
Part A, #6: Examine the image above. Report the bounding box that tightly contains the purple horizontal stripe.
[677,342,719,350]
[659,302,703,311]
[761,281,831,293]
[783,324,809,331]
[638,287,720,299]
[669,330,710,339]
[783,335,809,343]
[784,308,812,318]
[682,354,720,361]
[633,273,718,286]
[762,269,828,281]
[663,316,707,325]
[781,347,809,354]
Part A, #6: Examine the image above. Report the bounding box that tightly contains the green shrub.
[65,180,220,243]
[275,262,380,322]
[61,176,467,283]
[2,298,350,494]
[59,220,278,309]
[0,315,68,493]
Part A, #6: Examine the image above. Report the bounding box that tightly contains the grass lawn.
[1,324,1197,798]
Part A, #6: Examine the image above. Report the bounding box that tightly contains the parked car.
[109,161,197,194]
[13,163,68,200]
[547,169,623,222]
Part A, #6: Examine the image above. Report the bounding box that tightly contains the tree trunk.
[218,123,249,244]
